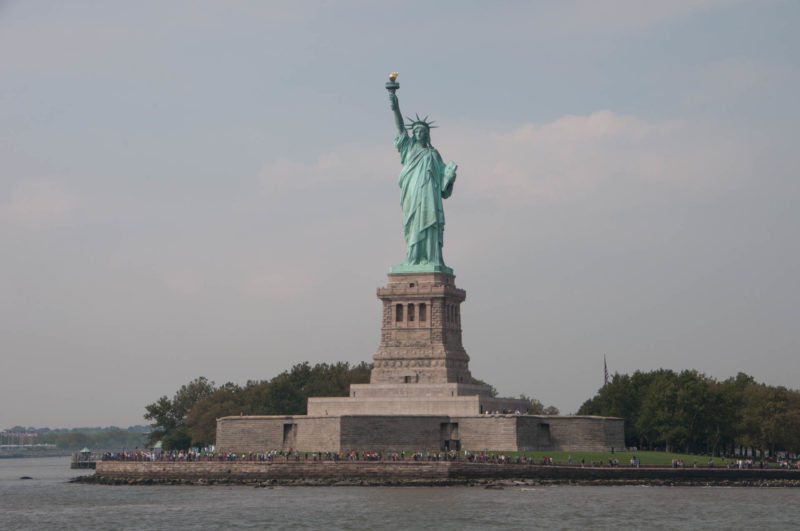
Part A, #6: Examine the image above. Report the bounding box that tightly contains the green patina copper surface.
[387,75,457,275]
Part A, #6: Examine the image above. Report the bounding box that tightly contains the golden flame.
[389,72,398,82]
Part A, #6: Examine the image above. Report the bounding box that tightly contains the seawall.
[86,461,800,487]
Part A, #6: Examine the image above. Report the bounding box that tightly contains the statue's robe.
[395,130,455,266]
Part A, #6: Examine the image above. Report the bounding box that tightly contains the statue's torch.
[385,72,399,94]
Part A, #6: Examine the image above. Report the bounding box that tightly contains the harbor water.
[1,457,798,530]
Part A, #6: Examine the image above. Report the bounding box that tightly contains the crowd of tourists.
[102,449,570,464]
[777,458,800,469]
[732,458,800,469]
[101,450,800,468]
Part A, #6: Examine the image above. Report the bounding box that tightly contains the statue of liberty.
[387,74,457,274]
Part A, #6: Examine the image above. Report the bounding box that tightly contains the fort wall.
[215,415,624,453]
[547,416,625,452]
[92,460,800,486]
[216,417,341,453]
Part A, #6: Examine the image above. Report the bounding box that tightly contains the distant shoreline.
[0,451,71,459]
[78,460,800,488]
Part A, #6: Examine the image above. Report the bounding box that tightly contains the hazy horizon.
[2,0,798,429]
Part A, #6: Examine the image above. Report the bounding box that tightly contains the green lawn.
[468,450,770,467]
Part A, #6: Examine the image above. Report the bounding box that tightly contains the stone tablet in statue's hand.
[445,161,457,180]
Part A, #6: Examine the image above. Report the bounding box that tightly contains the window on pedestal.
[419,303,426,322]
[396,304,403,322]
[408,303,415,322]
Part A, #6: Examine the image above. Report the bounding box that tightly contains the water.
[1,457,799,530]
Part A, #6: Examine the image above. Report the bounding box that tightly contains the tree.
[715,373,753,455]
[578,369,800,457]
[578,370,658,448]
[471,377,497,397]
[144,376,216,448]
[517,395,558,415]
[635,370,681,451]
[161,428,191,451]
[184,384,243,447]
[142,396,177,446]
[520,395,544,414]
[146,362,374,448]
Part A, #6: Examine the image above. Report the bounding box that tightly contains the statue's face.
[413,126,430,145]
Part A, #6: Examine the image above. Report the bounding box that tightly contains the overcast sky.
[2,0,798,429]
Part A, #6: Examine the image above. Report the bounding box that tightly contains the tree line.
[147,362,800,457]
[578,370,800,456]
[144,361,372,449]
[2,425,148,451]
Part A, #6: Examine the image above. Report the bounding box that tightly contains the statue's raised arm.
[388,93,404,135]
[384,73,457,275]
[386,72,405,135]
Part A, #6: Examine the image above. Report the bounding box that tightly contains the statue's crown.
[405,114,438,130]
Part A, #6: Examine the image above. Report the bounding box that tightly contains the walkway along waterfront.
[84,459,800,487]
